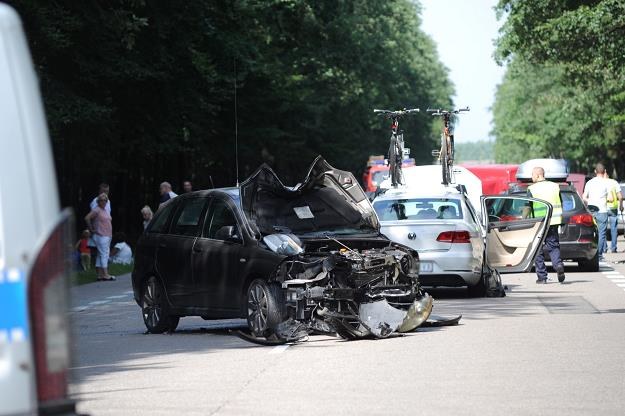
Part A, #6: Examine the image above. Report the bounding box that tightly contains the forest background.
[7,0,624,239]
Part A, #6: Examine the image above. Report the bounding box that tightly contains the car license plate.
[419,262,433,272]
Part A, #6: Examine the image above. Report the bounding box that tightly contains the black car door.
[155,197,209,307]
[191,196,244,314]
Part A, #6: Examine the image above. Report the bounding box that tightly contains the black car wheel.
[578,252,599,272]
[142,276,179,334]
[246,279,285,337]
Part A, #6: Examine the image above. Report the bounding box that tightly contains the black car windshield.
[373,198,463,221]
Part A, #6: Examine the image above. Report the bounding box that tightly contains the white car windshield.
[373,198,463,221]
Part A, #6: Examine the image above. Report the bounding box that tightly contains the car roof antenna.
[234,57,240,187]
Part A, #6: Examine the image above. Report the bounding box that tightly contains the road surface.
[69,249,625,415]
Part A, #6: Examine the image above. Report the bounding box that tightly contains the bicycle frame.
[373,108,419,188]
[427,107,469,185]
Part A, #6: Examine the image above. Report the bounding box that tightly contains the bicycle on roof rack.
[373,108,420,187]
[428,107,469,185]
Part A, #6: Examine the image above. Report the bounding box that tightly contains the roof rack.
[516,158,569,182]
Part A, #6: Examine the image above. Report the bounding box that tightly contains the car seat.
[417,208,437,219]
[438,205,457,219]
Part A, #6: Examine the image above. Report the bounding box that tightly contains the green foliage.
[8,0,452,240]
[494,0,625,177]
[455,140,494,163]
[72,263,134,286]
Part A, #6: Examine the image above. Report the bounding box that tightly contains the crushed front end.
[268,238,433,341]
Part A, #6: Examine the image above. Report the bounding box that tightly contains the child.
[110,232,133,265]
[75,229,92,271]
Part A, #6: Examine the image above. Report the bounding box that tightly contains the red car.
[362,156,415,192]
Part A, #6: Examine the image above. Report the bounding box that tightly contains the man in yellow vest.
[603,171,623,253]
[526,166,565,284]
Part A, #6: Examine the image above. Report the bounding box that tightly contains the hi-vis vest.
[608,181,619,210]
[528,180,562,226]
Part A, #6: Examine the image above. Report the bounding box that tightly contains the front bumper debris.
[359,293,433,337]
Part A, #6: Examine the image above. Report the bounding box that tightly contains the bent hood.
[240,156,379,236]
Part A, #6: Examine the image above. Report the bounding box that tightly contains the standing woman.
[85,193,115,281]
[141,205,153,230]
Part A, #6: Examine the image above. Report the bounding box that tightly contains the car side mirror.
[215,225,241,242]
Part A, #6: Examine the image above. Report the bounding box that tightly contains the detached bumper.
[358,293,433,337]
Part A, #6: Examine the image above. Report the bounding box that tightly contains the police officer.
[525,166,566,284]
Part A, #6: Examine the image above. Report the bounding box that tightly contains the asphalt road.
[69,248,625,416]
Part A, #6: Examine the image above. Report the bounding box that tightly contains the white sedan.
[373,185,487,296]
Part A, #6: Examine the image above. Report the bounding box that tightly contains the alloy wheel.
[247,281,269,335]
[142,277,162,331]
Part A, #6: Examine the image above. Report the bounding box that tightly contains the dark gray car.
[507,182,599,271]
[132,157,434,342]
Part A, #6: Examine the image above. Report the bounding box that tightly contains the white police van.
[0,4,77,415]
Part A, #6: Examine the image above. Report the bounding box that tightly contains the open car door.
[482,196,553,273]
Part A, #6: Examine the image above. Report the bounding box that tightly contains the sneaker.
[611,249,618,253]
[599,256,606,262]
[556,265,566,283]
[536,278,548,284]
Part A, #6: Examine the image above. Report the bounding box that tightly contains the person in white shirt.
[603,171,623,253]
[159,181,178,207]
[583,163,611,261]
[109,232,133,265]
[89,183,111,214]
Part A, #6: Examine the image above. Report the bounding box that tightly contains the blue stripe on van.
[0,268,30,342]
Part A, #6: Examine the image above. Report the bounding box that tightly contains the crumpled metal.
[358,293,433,338]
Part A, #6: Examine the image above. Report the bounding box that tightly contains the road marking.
[87,300,110,306]
[71,294,132,313]
[602,271,620,275]
[605,274,625,279]
[106,295,128,299]
[269,345,290,354]
[617,283,625,288]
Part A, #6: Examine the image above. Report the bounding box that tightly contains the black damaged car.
[132,157,435,341]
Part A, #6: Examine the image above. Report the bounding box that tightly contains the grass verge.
[72,263,134,285]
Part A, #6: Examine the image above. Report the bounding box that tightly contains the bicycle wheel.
[388,134,403,186]
[441,134,450,185]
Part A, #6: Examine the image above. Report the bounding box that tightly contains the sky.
[420,0,506,143]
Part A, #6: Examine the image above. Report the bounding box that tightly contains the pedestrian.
[85,193,115,281]
[74,229,92,271]
[583,163,611,262]
[524,166,566,283]
[109,232,133,265]
[602,171,623,253]
[183,180,193,193]
[141,205,153,230]
[90,183,111,214]
[159,181,178,206]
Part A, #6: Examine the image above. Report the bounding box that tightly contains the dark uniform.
[528,180,566,283]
